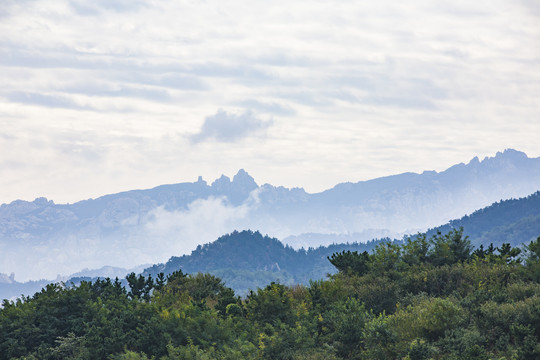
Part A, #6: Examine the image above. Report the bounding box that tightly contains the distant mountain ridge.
[1,149,540,281]
[0,264,146,301]
[2,186,540,299]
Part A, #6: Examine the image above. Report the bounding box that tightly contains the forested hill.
[143,230,384,295]
[1,230,538,359]
[426,190,540,247]
[142,189,540,294]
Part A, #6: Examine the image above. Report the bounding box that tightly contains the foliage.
[428,191,540,248]
[327,250,370,276]
[143,230,385,296]
[0,229,539,359]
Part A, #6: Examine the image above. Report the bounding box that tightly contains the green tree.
[126,273,154,301]
[328,250,370,275]
[428,228,472,266]
[402,234,430,266]
[245,282,294,325]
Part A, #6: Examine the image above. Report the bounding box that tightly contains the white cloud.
[190,109,273,143]
[0,195,259,281]
[0,0,538,204]
[141,197,252,254]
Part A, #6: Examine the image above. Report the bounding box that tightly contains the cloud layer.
[0,0,539,203]
[1,196,256,281]
[190,110,273,143]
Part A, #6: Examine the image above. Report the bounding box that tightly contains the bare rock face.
[210,169,258,205]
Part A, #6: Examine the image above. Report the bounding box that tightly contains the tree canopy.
[0,232,538,359]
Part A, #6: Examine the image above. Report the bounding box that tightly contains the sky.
[1,0,540,204]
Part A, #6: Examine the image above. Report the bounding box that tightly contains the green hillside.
[427,191,540,247]
[144,230,384,295]
[1,230,538,359]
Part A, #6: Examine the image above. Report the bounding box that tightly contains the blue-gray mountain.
[1,149,540,281]
[0,264,147,301]
[3,187,540,299]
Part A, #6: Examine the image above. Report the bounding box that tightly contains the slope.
[426,191,540,247]
[143,230,384,295]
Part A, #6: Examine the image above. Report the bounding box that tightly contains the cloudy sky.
[1,0,539,204]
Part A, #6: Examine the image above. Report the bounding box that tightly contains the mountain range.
[2,162,540,298]
[1,149,540,281]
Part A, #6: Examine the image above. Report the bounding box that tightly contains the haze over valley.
[1,149,539,282]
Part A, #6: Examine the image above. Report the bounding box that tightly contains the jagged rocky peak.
[460,149,528,170]
[211,174,232,191]
[477,148,529,170]
[468,156,480,165]
[232,169,258,192]
[211,170,258,194]
[33,197,54,206]
[196,176,207,186]
[498,148,527,159]
[482,149,528,163]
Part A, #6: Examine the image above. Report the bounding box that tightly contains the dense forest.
[426,191,540,248]
[1,229,538,359]
[142,230,385,295]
